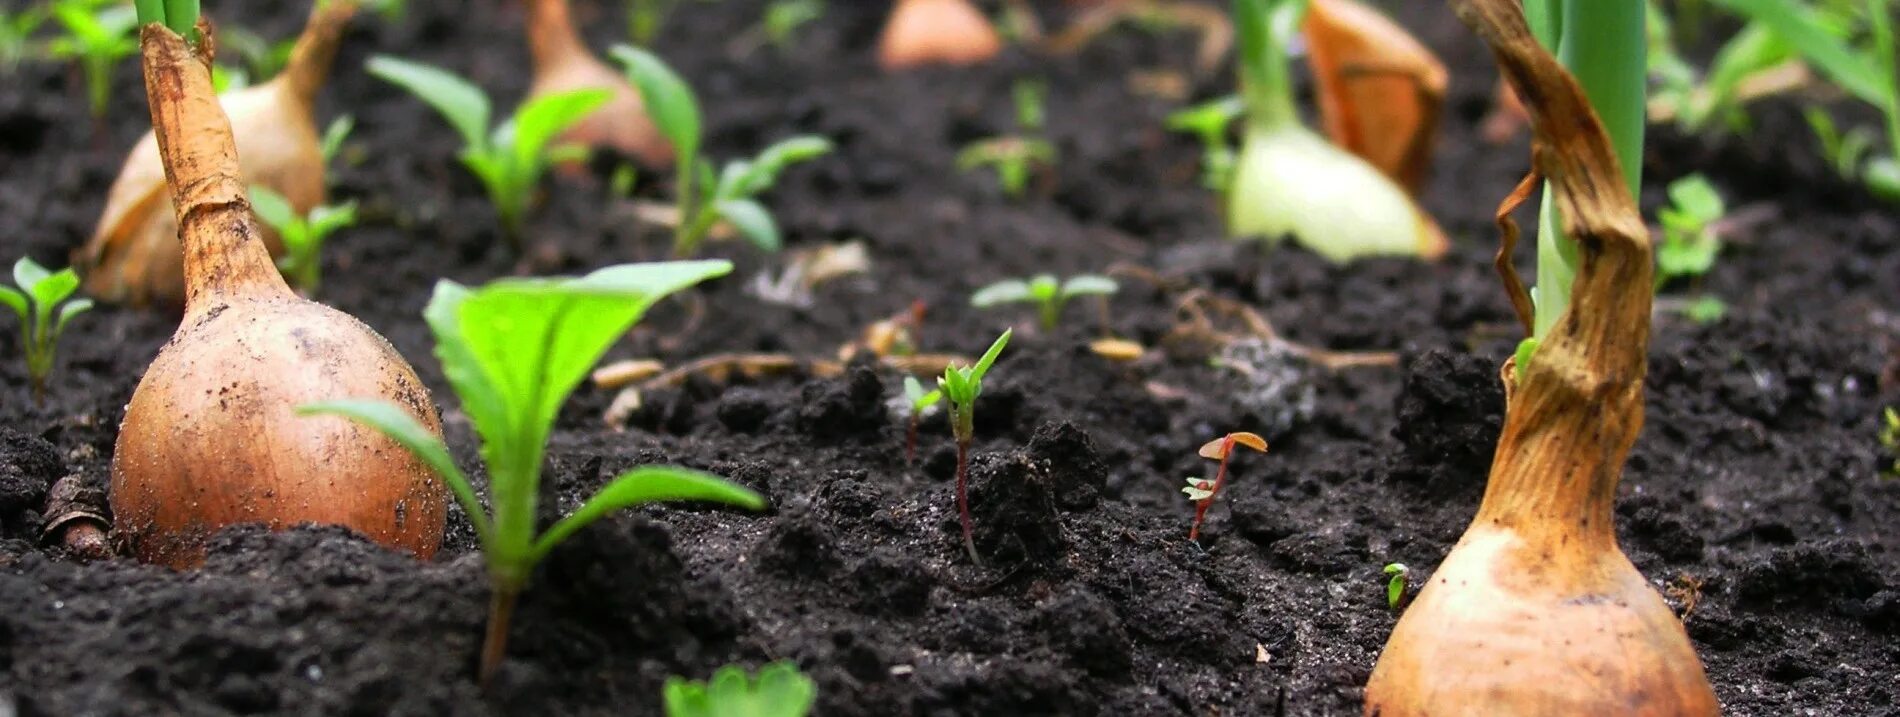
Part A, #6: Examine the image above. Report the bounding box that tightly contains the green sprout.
[628,0,679,46]
[1646,0,1804,134]
[49,1,138,118]
[615,45,832,257]
[320,114,355,168]
[129,0,199,40]
[1654,174,1727,322]
[299,260,764,683]
[762,0,824,49]
[664,661,816,717]
[1166,95,1245,192]
[969,273,1117,331]
[218,24,295,80]
[0,7,48,73]
[1183,431,1267,541]
[1383,562,1409,610]
[1879,407,1898,477]
[248,186,358,295]
[958,79,1056,199]
[0,257,94,405]
[939,329,1010,566]
[902,375,943,466]
[1807,107,1881,179]
[367,55,607,244]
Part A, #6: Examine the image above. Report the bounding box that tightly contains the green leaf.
[1665,175,1724,225]
[1685,295,1728,324]
[903,375,927,402]
[0,286,27,323]
[1865,155,1900,202]
[713,199,781,252]
[12,256,49,293]
[53,298,93,335]
[1060,275,1118,298]
[366,55,492,152]
[970,279,1033,307]
[1709,0,1890,107]
[968,328,1011,382]
[530,466,764,560]
[27,268,79,322]
[307,201,360,240]
[509,88,612,174]
[732,136,832,196]
[248,185,299,234]
[611,45,701,160]
[297,399,494,545]
[663,661,816,717]
[1182,478,1214,501]
[320,114,355,164]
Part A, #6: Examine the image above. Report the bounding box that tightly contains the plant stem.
[906,413,920,465]
[1235,0,1303,132]
[479,585,519,686]
[1870,0,1900,159]
[671,159,700,257]
[1039,299,1060,331]
[956,438,980,567]
[1188,435,1237,541]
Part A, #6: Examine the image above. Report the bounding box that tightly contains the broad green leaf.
[366,55,492,151]
[28,268,78,322]
[530,466,764,559]
[1710,0,1889,107]
[665,661,816,717]
[713,199,781,252]
[510,88,611,172]
[248,185,299,234]
[12,256,49,293]
[1061,275,1119,297]
[0,286,26,322]
[970,279,1033,307]
[1666,175,1724,224]
[298,399,494,544]
[611,45,701,160]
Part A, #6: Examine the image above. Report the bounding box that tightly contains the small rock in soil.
[716,386,776,433]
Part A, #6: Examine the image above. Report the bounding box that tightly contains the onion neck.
[527,0,587,71]
[280,0,358,108]
[1237,0,1302,133]
[140,24,292,308]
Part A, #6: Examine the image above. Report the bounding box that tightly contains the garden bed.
[1,1,1896,714]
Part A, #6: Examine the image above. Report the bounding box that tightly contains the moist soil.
[2,1,1897,715]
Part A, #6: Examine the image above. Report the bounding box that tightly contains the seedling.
[628,0,680,46]
[249,185,358,295]
[615,45,833,257]
[970,273,1118,330]
[1383,563,1409,610]
[1166,95,1245,191]
[1182,431,1267,541]
[219,24,295,80]
[958,79,1056,199]
[301,260,764,683]
[0,257,94,404]
[664,661,816,717]
[902,376,942,466]
[320,114,355,168]
[763,0,825,49]
[1654,173,1727,322]
[48,0,138,118]
[1879,407,1898,477]
[1646,2,1805,134]
[938,329,1010,565]
[0,6,47,72]
[367,55,608,243]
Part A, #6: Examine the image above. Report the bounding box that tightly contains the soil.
[2,1,1898,715]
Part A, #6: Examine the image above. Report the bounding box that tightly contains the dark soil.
[3,1,1898,715]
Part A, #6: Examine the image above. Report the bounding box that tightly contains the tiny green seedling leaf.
[1168,95,1245,191]
[320,114,355,167]
[971,273,1118,330]
[49,2,138,118]
[1181,477,1214,501]
[300,260,758,684]
[762,0,825,50]
[2,256,93,404]
[663,661,816,717]
[901,375,943,465]
[1185,431,1268,541]
[249,185,358,295]
[613,45,701,160]
[1655,174,1727,295]
[1384,562,1409,610]
[1877,406,1899,477]
[938,329,1011,565]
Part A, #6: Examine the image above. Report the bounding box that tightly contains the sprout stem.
[1187,434,1235,541]
[1234,0,1304,131]
[906,413,920,465]
[956,438,980,567]
[480,586,520,686]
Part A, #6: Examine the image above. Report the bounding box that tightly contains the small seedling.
[664,661,816,717]
[367,55,607,243]
[1880,407,1898,477]
[1183,431,1267,541]
[1,6,47,72]
[320,114,355,168]
[762,0,824,49]
[0,257,94,405]
[1166,95,1245,191]
[615,45,833,257]
[219,24,295,80]
[301,260,763,683]
[970,273,1117,330]
[1383,562,1409,610]
[938,329,1010,565]
[628,0,679,46]
[249,185,358,295]
[48,1,138,118]
[1654,174,1728,322]
[958,79,1056,199]
[902,375,942,465]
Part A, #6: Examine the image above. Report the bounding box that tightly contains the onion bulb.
[1301,0,1447,193]
[1364,1,1718,713]
[877,0,1002,70]
[526,0,672,168]
[109,19,446,568]
[77,1,357,307]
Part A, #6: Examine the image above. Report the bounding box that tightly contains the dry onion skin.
[1301,0,1447,193]
[77,1,356,307]
[109,19,446,568]
[877,0,1003,70]
[526,0,672,168]
[1362,1,1718,714]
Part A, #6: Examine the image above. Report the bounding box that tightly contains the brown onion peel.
[877,0,1003,70]
[1363,1,1719,714]
[107,19,447,568]
[1301,0,1448,193]
[526,0,674,167]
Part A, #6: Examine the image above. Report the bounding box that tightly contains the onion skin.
[1364,1,1717,714]
[878,0,1002,70]
[1302,0,1446,194]
[109,21,446,569]
[77,2,355,308]
[527,0,672,168]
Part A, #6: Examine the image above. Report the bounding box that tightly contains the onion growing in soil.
[78,0,358,307]
[1363,0,1718,713]
[1301,0,1447,194]
[109,6,446,568]
[526,0,672,168]
[877,0,1002,70]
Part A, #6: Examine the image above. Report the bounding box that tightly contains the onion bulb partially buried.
[110,19,446,568]
[1302,0,1447,194]
[526,0,672,168]
[77,1,357,307]
[878,0,1002,71]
